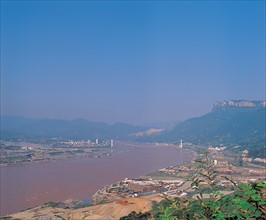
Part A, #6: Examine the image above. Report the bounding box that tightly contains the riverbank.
[2,147,198,220]
[5,146,266,219]
[0,141,193,217]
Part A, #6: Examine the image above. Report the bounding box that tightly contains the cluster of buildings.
[210,152,266,184]
[242,150,266,164]
[92,177,185,204]
[208,146,227,152]
[207,147,266,165]
[0,139,115,165]
[158,165,194,175]
[80,142,266,208]
[60,139,113,147]
[253,158,266,163]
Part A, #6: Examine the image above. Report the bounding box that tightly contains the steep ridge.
[147,100,265,148]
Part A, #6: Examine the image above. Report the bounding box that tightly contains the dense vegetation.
[150,182,266,220]
[164,106,265,145]
[140,106,265,158]
[121,153,266,220]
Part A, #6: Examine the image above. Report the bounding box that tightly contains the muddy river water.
[0,141,193,216]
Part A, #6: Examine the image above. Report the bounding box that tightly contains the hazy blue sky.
[1,1,265,124]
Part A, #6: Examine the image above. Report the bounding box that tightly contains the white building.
[111,139,114,148]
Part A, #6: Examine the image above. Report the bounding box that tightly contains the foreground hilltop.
[6,196,162,220]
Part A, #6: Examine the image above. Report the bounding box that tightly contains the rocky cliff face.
[214,100,266,108]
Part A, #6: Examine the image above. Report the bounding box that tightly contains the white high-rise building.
[180,140,183,149]
[95,139,99,145]
[111,139,114,148]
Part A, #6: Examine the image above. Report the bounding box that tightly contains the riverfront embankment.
[0,141,193,216]
[5,145,266,220]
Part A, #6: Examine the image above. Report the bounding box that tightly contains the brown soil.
[7,196,163,220]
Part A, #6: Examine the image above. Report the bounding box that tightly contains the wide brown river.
[0,141,193,216]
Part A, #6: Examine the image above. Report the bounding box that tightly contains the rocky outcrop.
[214,100,266,108]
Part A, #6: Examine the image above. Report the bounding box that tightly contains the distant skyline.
[1,1,265,124]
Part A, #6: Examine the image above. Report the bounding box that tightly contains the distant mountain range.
[1,100,265,148]
[0,116,147,140]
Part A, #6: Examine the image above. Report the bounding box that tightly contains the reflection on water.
[0,141,192,216]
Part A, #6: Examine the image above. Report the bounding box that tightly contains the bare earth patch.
[6,196,163,220]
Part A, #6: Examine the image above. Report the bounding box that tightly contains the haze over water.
[0,142,192,216]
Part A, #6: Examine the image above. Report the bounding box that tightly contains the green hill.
[167,106,265,145]
[143,103,265,158]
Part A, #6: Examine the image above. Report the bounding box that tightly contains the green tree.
[151,152,266,219]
